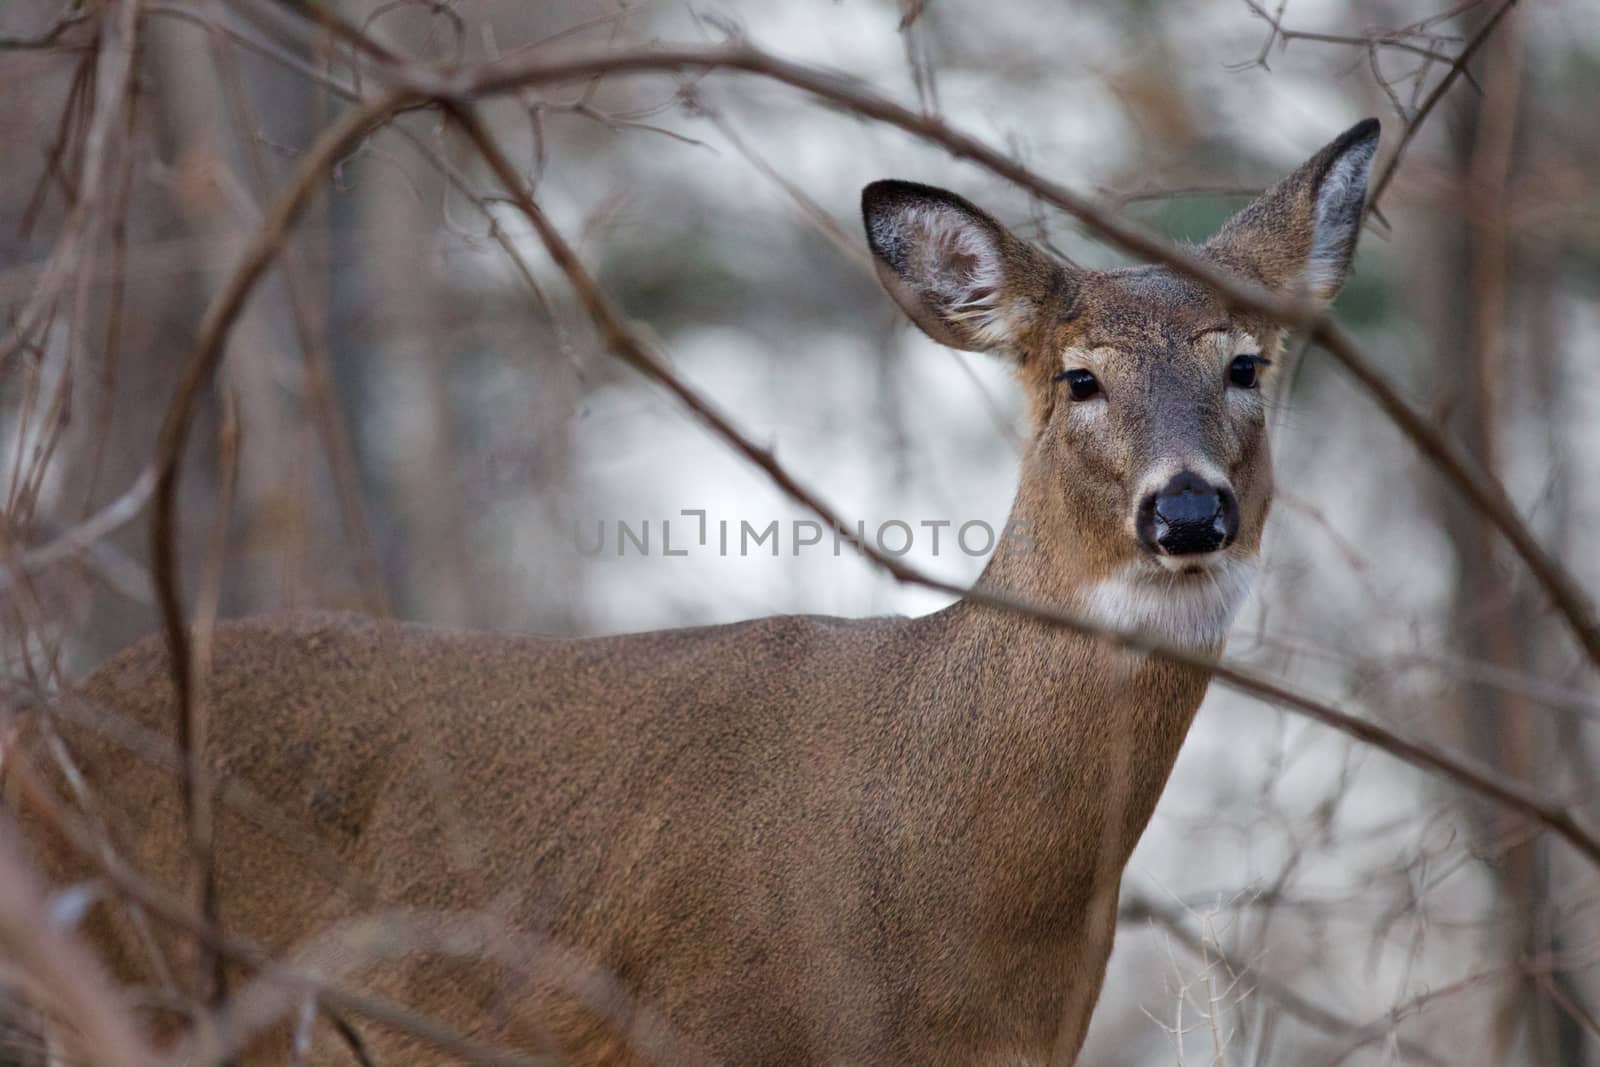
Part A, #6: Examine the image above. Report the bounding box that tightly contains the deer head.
[862,119,1379,647]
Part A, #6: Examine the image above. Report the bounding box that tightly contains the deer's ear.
[1206,118,1380,304]
[862,180,1067,355]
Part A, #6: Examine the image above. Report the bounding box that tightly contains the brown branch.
[1533,969,1600,1044]
[147,87,407,1022]
[1286,30,1469,70]
[1366,0,1520,208]
[17,48,94,239]
[1236,0,1287,70]
[1235,0,1477,76]
[448,102,1600,872]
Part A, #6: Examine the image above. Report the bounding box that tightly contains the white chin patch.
[1077,555,1259,649]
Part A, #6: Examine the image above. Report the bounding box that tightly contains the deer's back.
[21,610,922,1063]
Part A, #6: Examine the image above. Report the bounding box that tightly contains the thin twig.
[1120,893,1449,1066]
[1366,0,1520,208]
[1234,0,1476,77]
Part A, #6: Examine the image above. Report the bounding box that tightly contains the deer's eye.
[1228,354,1268,389]
[1054,368,1101,401]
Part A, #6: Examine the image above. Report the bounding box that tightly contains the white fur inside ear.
[1304,140,1377,296]
[875,203,1015,349]
[1077,556,1259,649]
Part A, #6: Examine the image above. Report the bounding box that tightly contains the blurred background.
[2,0,1599,1062]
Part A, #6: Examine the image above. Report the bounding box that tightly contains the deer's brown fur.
[14,119,1379,1066]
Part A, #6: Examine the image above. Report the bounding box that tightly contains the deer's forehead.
[1066,267,1228,349]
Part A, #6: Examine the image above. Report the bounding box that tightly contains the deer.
[11,117,1380,1065]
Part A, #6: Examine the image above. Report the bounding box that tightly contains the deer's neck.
[896,481,1217,903]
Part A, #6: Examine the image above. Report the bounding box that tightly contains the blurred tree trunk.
[1424,8,1582,1062]
[335,1,477,627]
[142,14,306,614]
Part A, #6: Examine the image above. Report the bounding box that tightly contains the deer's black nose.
[1137,471,1238,557]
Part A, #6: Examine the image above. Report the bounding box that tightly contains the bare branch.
[1120,892,1449,1065]
[1234,0,1478,78]
[1367,0,1521,208]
